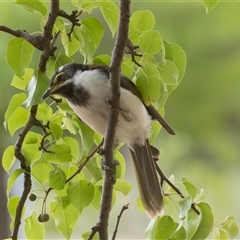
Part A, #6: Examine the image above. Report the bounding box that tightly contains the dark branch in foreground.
[88,1,131,240]
[12,106,37,240]
[5,1,61,239]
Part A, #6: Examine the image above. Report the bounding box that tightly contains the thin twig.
[111,204,129,240]
[39,0,60,72]
[58,9,81,41]
[66,140,104,184]
[125,39,142,67]
[155,163,200,215]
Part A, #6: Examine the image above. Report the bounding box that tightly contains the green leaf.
[168,42,187,91]
[136,196,145,213]
[15,0,47,15]
[7,169,25,196]
[2,146,15,173]
[85,160,102,182]
[130,10,155,32]
[195,188,205,202]
[4,93,27,129]
[113,179,132,196]
[22,70,49,108]
[212,228,221,240]
[139,30,162,55]
[78,120,95,159]
[71,0,98,13]
[162,41,173,62]
[49,167,67,190]
[202,0,219,14]
[136,75,160,105]
[136,63,161,105]
[22,144,41,165]
[191,203,214,240]
[6,38,35,77]
[76,17,104,61]
[159,60,179,85]
[44,143,72,163]
[8,106,30,136]
[99,1,119,36]
[61,30,81,57]
[32,160,54,185]
[170,226,186,240]
[60,165,84,181]
[179,196,192,219]
[49,122,63,140]
[223,219,239,239]
[21,131,42,164]
[11,68,34,90]
[61,117,79,135]
[36,102,53,121]
[8,196,25,230]
[186,209,201,239]
[63,137,80,161]
[212,228,229,240]
[24,212,45,240]
[182,177,198,199]
[93,54,111,65]
[115,151,126,179]
[50,196,80,240]
[24,131,42,145]
[121,57,134,78]
[145,216,175,240]
[67,180,94,213]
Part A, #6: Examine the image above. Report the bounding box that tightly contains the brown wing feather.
[120,75,175,135]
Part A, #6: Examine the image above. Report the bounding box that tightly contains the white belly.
[68,88,151,147]
[68,68,151,147]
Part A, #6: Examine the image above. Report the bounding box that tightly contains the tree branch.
[5,1,61,239]
[38,0,60,72]
[11,105,38,240]
[91,1,131,239]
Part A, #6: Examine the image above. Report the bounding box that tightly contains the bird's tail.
[130,140,163,218]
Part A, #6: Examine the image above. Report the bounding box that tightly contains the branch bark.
[12,105,37,240]
[3,1,61,239]
[93,1,131,239]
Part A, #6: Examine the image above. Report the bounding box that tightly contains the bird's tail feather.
[130,140,163,218]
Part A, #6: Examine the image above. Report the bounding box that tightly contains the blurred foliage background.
[0,1,240,239]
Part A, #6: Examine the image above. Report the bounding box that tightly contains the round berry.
[41,213,50,222]
[38,214,44,223]
[28,193,37,202]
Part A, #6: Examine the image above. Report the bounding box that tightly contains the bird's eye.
[53,72,66,85]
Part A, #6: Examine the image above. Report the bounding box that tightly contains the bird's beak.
[42,85,59,100]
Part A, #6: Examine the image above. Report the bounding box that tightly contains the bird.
[42,63,175,218]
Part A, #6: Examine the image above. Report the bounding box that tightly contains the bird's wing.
[120,75,175,135]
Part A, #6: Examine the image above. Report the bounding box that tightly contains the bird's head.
[42,63,86,100]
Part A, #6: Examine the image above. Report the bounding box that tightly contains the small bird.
[42,63,175,218]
